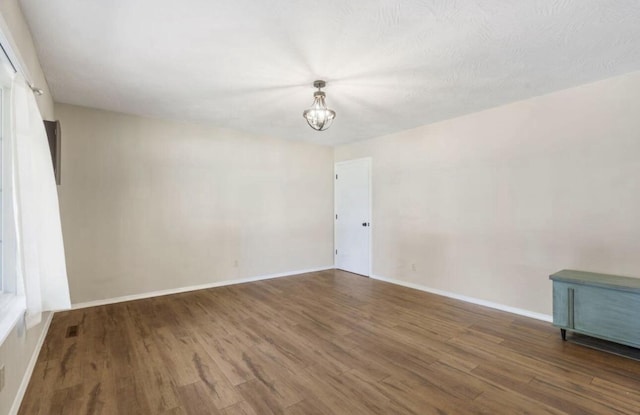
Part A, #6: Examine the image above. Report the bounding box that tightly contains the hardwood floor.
[19,269,640,414]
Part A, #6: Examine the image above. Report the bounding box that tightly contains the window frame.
[0,46,24,345]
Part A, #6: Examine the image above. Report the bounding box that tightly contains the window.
[0,45,22,344]
[0,55,4,293]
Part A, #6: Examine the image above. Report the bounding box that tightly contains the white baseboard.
[9,311,54,415]
[371,274,552,322]
[72,266,335,310]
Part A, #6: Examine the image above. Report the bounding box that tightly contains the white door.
[335,158,371,276]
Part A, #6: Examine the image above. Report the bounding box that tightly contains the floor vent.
[66,325,79,338]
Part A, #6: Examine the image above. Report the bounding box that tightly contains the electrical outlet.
[0,364,5,392]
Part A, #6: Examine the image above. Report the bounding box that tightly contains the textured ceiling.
[19,0,640,145]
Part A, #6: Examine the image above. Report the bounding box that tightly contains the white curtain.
[11,74,70,327]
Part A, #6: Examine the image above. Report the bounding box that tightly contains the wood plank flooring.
[19,270,640,414]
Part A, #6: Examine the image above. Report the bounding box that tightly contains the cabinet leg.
[561,328,567,341]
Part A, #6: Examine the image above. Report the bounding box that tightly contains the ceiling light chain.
[303,80,336,131]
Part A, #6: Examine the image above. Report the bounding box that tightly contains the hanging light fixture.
[303,80,336,131]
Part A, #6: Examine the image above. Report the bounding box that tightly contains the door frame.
[334,157,372,277]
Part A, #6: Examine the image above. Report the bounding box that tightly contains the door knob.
[362,222,370,227]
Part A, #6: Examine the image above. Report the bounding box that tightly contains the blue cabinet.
[550,269,640,348]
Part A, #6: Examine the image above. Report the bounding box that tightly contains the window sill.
[0,294,26,346]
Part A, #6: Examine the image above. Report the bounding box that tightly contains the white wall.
[0,1,54,414]
[335,71,640,316]
[55,104,334,304]
[0,313,51,415]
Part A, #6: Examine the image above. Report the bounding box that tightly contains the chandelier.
[303,80,336,131]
